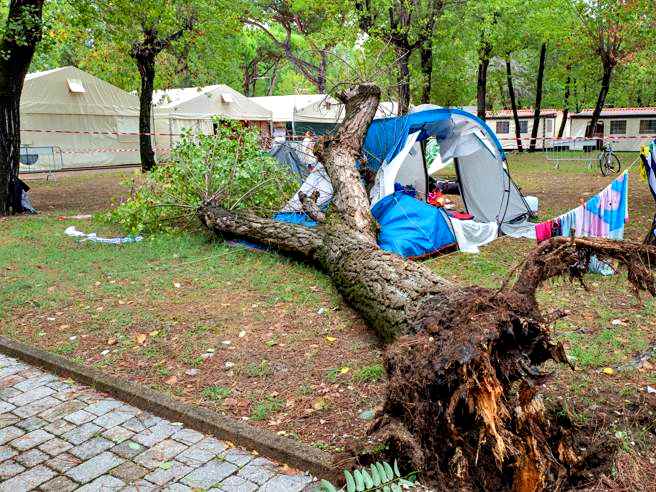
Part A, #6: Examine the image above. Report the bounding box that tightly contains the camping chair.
[640,141,656,245]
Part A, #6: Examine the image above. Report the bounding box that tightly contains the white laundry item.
[65,226,143,244]
[449,219,498,254]
[281,163,333,213]
[370,131,421,206]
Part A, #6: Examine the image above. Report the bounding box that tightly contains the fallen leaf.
[164,376,178,385]
[128,442,142,451]
[602,367,615,375]
[325,336,337,343]
[239,330,246,338]
[312,397,329,411]
[107,338,117,346]
[159,462,173,470]
[173,282,182,288]
[149,330,159,337]
[136,334,147,345]
[339,367,350,374]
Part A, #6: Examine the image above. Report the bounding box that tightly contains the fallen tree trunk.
[198,84,656,491]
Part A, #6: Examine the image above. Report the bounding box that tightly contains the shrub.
[103,119,298,234]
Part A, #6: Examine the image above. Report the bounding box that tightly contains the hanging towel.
[558,209,578,237]
[535,220,553,243]
[574,171,629,240]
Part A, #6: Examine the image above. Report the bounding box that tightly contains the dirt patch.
[21,167,139,213]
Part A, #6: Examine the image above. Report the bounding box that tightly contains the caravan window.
[518,120,528,134]
[610,120,627,135]
[640,119,656,135]
[545,119,554,133]
[495,121,509,134]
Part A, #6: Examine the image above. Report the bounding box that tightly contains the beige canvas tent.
[294,98,401,124]
[19,66,141,171]
[153,85,272,152]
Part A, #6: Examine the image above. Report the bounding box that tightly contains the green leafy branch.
[320,460,417,492]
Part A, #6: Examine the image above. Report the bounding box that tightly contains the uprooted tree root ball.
[368,237,656,491]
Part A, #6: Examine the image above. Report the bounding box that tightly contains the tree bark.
[477,42,492,120]
[198,82,656,490]
[395,46,411,115]
[134,52,157,172]
[506,58,524,152]
[130,22,194,172]
[557,68,571,139]
[0,0,45,215]
[529,43,547,152]
[586,64,613,138]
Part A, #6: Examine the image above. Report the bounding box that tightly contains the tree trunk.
[396,46,411,115]
[506,58,524,152]
[0,0,45,215]
[557,69,571,139]
[586,64,613,138]
[196,81,656,490]
[477,49,491,120]
[529,43,547,152]
[135,54,157,172]
[419,43,433,104]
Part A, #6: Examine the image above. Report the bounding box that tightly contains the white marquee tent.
[19,66,141,171]
[153,85,273,151]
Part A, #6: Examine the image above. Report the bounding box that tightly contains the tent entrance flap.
[455,146,530,224]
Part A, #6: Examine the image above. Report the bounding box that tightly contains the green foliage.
[353,364,385,383]
[250,394,285,421]
[246,359,273,378]
[320,460,416,492]
[102,120,297,234]
[201,385,231,401]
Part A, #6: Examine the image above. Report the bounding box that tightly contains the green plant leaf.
[370,464,381,486]
[382,486,391,492]
[383,461,394,482]
[354,469,365,491]
[344,470,356,492]
[320,479,338,492]
[375,462,388,483]
[393,460,401,478]
[391,484,402,492]
[361,469,374,489]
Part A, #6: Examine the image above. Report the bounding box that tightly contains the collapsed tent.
[277,107,534,257]
[364,107,534,235]
[20,66,141,171]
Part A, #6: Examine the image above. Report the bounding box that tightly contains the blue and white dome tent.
[363,107,534,234]
[275,106,536,258]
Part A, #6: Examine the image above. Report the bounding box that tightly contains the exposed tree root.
[369,237,656,491]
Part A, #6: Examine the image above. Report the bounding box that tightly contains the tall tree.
[577,0,646,138]
[78,0,221,171]
[244,1,351,93]
[528,42,547,151]
[0,0,45,215]
[356,0,447,114]
[557,65,571,138]
[505,58,523,152]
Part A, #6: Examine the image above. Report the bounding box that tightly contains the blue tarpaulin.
[371,191,456,257]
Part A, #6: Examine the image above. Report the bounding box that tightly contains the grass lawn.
[4,153,656,467]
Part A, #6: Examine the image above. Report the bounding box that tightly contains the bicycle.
[597,142,621,176]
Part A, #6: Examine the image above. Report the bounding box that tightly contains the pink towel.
[536,220,553,243]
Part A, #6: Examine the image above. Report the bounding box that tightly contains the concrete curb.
[0,335,336,480]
